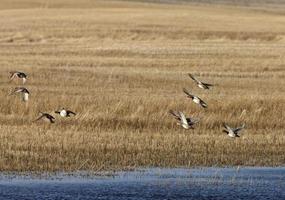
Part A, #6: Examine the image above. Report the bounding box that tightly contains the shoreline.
[0,166,284,179]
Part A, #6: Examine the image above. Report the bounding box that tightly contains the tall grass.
[0,0,284,171]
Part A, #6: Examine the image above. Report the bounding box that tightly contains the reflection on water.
[0,167,284,200]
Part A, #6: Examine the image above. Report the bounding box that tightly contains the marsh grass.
[0,0,284,171]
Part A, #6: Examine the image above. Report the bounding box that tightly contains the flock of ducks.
[169,73,245,138]
[9,71,76,123]
[8,70,245,137]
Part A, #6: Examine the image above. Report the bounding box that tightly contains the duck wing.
[67,110,76,115]
[202,82,214,87]
[47,114,55,123]
[9,87,24,95]
[183,88,194,98]
[9,71,19,80]
[178,112,188,126]
[188,73,201,84]
[234,124,245,133]
[199,97,208,108]
[169,110,181,121]
[33,114,45,122]
[223,123,232,132]
[189,117,199,124]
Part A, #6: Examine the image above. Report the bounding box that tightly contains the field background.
[0,0,284,171]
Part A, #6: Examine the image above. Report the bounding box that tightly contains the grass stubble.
[0,0,284,172]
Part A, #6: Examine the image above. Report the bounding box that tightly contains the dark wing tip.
[204,83,214,87]
[188,73,194,79]
[200,99,208,108]
[69,110,76,115]
[169,109,175,115]
[183,88,190,96]
[169,110,180,119]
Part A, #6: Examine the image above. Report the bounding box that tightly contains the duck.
[34,112,55,123]
[188,73,213,90]
[9,87,30,102]
[177,111,198,129]
[169,110,199,129]
[55,108,76,117]
[9,71,27,84]
[223,123,245,138]
[183,88,207,108]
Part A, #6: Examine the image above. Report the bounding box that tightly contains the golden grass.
[0,0,284,171]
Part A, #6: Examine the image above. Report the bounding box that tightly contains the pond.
[0,167,284,199]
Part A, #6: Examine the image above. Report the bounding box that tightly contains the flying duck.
[9,71,27,84]
[183,88,207,108]
[9,87,30,102]
[55,108,76,117]
[169,110,199,129]
[34,112,55,123]
[177,111,197,130]
[223,123,245,138]
[188,73,213,90]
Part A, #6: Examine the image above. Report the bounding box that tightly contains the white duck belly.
[193,97,200,104]
[60,110,67,117]
[22,93,29,102]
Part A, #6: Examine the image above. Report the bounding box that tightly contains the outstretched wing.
[48,114,55,123]
[188,73,200,84]
[199,97,208,108]
[9,71,18,80]
[189,117,199,125]
[33,114,44,122]
[203,82,214,87]
[169,110,181,120]
[9,87,22,95]
[67,110,76,115]
[179,112,188,126]
[183,88,193,98]
[234,124,245,133]
[223,123,232,131]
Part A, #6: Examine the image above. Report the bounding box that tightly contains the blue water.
[0,167,284,200]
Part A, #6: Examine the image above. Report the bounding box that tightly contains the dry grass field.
[0,0,285,171]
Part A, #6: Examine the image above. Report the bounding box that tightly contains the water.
[0,167,284,200]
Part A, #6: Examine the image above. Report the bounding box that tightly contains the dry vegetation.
[0,0,285,171]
